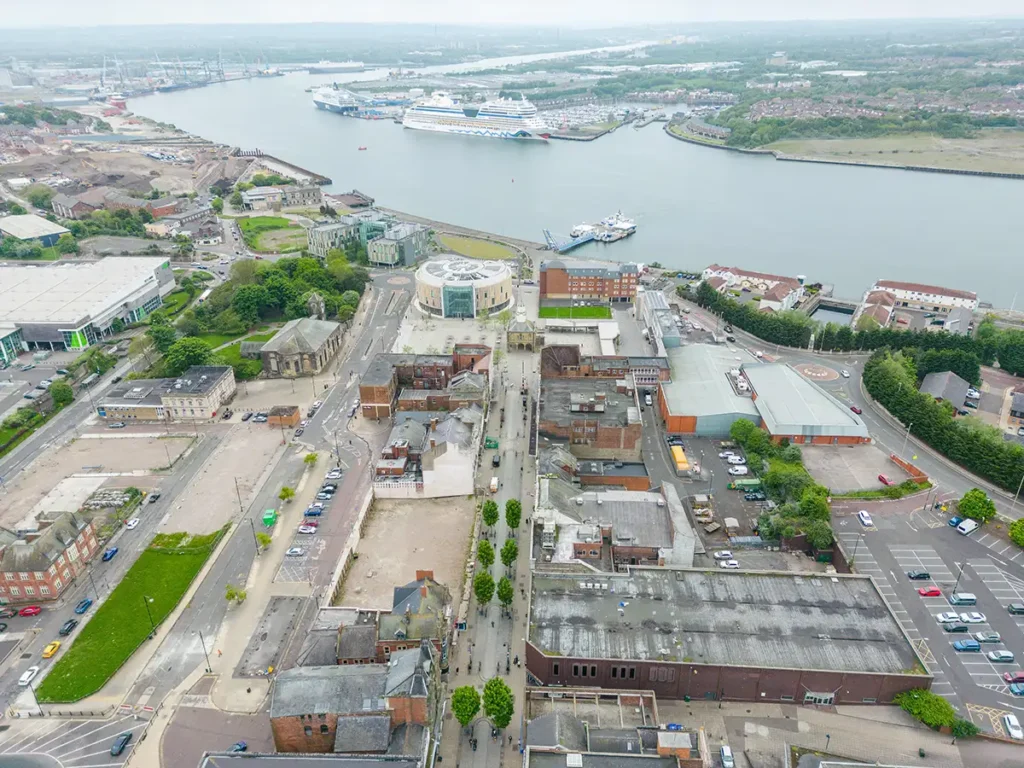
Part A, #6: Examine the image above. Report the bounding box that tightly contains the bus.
[81,372,100,389]
[670,445,692,477]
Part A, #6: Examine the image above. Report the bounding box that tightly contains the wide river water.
[132,59,1024,307]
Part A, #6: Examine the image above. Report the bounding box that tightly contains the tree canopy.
[452,685,481,727]
[958,488,996,523]
[483,677,514,729]
[163,337,214,376]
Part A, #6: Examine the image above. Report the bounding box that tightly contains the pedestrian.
[509,735,513,745]
[217,649,222,657]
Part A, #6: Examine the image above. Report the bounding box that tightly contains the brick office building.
[539,378,643,460]
[540,345,670,386]
[359,345,491,419]
[540,259,640,302]
[0,512,100,604]
[526,568,930,706]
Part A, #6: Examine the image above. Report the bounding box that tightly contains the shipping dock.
[543,212,637,253]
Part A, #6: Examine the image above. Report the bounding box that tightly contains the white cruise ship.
[402,92,550,141]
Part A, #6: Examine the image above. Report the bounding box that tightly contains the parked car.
[724,325,733,333]
[286,547,305,557]
[325,469,343,480]
[718,560,740,569]
[936,612,961,623]
[953,639,982,652]
[744,492,767,501]
[718,451,734,458]
[102,547,119,562]
[1004,671,1024,684]
[241,412,253,422]
[948,516,963,527]
[960,612,986,623]
[74,598,93,614]
[857,510,873,527]
[297,525,317,535]
[727,466,748,476]
[989,650,1016,663]
[301,519,320,528]
[304,507,322,517]
[0,623,6,633]
[877,474,892,486]
[19,606,41,617]
[312,400,323,410]
[918,587,942,597]
[59,619,79,636]
[125,518,140,530]
[315,491,334,500]
[907,571,931,580]
[1008,603,1024,615]
[850,406,862,415]
[726,335,736,343]
[713,551,734,560]
[228,741,248,753]
[841,370,850,378]
[42,641,61,659]
[110,732,133,756]
[1004,714,1023,740]
[726,455,746,465]
[148,492,161,503]
[294,428,304,437]
[964,400,979,409]
[966,388,981,399]
[1010,682,1024,696]
[976,631,1001,643]
[943,623,970,633]
[108,422,126,429]
[0,608,18,619]
[19,666,39,686]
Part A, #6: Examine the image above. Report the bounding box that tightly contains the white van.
[727,455,746,465]
[957,518,979,536]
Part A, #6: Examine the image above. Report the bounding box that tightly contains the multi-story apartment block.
[539,259,639,302]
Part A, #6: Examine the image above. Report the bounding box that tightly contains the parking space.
[275,532,328,583]
[889,545,956,583]
[802,444,907,492]
[0,713,148,766]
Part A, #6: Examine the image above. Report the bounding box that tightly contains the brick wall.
[271,712,340,752]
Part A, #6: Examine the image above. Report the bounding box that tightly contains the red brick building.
[0,512,100,604]
[359,346,491,419]
[540,259,640,302]
[270,644,434,754]
[541,345,670,385]
[539,378,643,460]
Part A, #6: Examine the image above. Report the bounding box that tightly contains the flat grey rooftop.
[662,345,759,419]
[744,364,869,438]
[528,752,676,768]
[541,379,639,427]
[199,757,420,768]
[530,568,922,675]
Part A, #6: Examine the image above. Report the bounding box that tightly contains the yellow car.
[42,641,61,659]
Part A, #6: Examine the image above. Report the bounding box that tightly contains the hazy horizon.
[2,1,1023,29]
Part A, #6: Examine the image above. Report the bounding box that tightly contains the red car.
[18,606,41,617]
[878,474,892,486]
[1003,671,1024,684]
[918,587,942,597]
[850,406,863,415]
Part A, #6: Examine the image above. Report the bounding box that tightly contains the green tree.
[340,290,360,308]
[163,336,213,376]
[916,349,981,386]
[49,381,74,408]
[210,197,224,214]
[25,185,54,210]
[231,283,270,326]
[138,208,154,224]
[304,452,319,466]
[56,233,79,254]
[337,305,355,324]
[452,685,481,727]
[128,335,155,367]
[146,323,177,354]
[497,576,514,608]
[500,538,518,569]
[798,486,831,522]
[1009,518,1024,548]
[225,584,247,604]
[998,331,1024,377]
[483,677,514,729]
[958,488,996,523]
[230,259,259,285]
[505,499,522,530]
[497,309,512,328]
[804,520,834,550]
[8,203,26,215]
[473,571,495,606]
[481,500,499,527]
[478,539,495,568]
[229,191,243,208]
[729,418,759,446]
[256,531,272,550]
[278,486,295,502]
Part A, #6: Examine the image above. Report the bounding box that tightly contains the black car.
[148,492,161,503]
[907,570,931,580]
[744,492,767,502]
[59,619,79,636]
[724,325,733,333]
[0,622,7,633]
[111,376,122,384]
[943,622,970,633]
[726,336,736,343]
[110,732,133,756]
[492,455,500,467]
[0,608,17,619]
[241,412,253,422]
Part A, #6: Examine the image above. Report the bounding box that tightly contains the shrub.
[894,689,956,729]
[1009,519,1024,548]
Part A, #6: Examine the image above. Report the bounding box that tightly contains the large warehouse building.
[0,257,175,351]
[657,345,869,443]
[525,568,930,705]
[415,255,513,318]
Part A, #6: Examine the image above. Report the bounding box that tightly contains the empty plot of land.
[802,444,906,492]
[338,496,474,609]
[169,423,281,534]
[767,130,1024,175]
[438,234,517,261]
[0,436,192,527]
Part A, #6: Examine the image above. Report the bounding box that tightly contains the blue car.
[102,547,119,562]
[1010,682,1024,696]
[953,639,981,652]
[74,598,93,615]
[948,516,963,527]
[228,741,248,753]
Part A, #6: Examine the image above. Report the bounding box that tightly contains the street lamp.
[142,595,156,637]
[198,629,213,673]
[851,534,864,566]
[825,734,831,751]
[952,562,966,594]
[1011,473,1024,517]
[900,422,914,458]
[248,518,261,557]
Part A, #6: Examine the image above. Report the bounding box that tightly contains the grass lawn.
[1,411,51,459]
[245,331,277,343]
[161,289,192,315]
[667,123,727,146]
[36,527,227,703]
[438,234,517,261]
[538,306,612,319]
[196,331,248,349]
[237,216,303,253]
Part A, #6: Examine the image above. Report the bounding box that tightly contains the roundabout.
[793,362,840,382]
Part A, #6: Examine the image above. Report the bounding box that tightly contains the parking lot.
[835,502,1024,733]
[803,443,908,492]
[0,712,148,766]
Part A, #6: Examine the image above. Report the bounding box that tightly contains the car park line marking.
[0,721,57,753]
[968,702,1011,735]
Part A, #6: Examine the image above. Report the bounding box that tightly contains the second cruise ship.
[402,92,550,141]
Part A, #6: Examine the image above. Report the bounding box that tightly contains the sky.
[2,0,1022,28]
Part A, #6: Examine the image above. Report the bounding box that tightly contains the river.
[131,59,1024,308]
